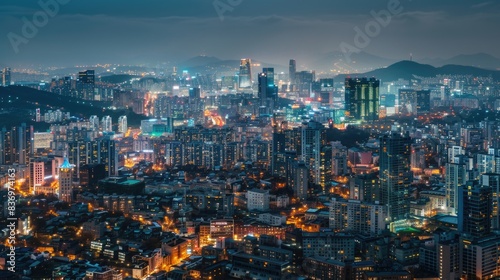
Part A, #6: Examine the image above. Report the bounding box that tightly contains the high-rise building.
[118,115,127,133]
[0,123,34,165]
[380,132,412,222]
[101,116,112,132]
[89,115,99,131]
[29,158,45,194]
[458,180,492,237]
[345,78,380,121]
[238,59,252,89]
[271,126,286,177]
[97,138,118,177]
[2,67,11,86]
[329,198,387,234]
[258,68,278,109]
[77,70,95,100]
[289,59,296,85]
[58,157,74,203]
[331,141,348,176]
[481,173,500,229]
[445,155,468,214]
[301,121,326,186]
[292,161,308,201]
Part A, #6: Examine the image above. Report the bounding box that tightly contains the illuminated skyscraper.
[380,132,412,222]
[301,120,326,186]
[345,78,380,121]
[59,157,74,203]
[238,59,252,89]
[2,67,11,86]
[0,123,34,165]
[289,59,296,84]
[77,70,95,100]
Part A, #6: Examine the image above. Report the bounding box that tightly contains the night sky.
[1,0,498,67]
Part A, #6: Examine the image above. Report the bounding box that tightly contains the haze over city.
[1,0,500,68]
[1,1,500,280]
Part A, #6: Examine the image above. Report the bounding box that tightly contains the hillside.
[335,60,500,82]
[0,86,148,129]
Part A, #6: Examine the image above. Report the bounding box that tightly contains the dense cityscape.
[1,1,500,280]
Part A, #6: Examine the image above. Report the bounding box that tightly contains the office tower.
[345,77,380,121]
[458,181,492,237]
[289,59,296,85]
[97,138,118,177]
[79,163,106,192]
[301,121,326,186]
[2,67,11,86]
[77,70,95,100]
[445,155,468,214]
[459,234,500,280]
[416,90,431,112]
[481,173,500,229]
[89,115,99,131]
[477,153,497,175]
[101,116,112,132]
[295,71,314,96]
[58,158,74,203]
[118,115,127,133]
[379,132,412,222]
[292,161,308,201]
[29,158,45,194]
[247,189,270,211]
[238,59,252,89]
[271,126,286,177]
[189,87,201,99]
[1,123,34,165]
[258,68,278,108]
[318,78,334,104]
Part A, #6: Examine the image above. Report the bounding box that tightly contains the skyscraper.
[2,67,11,86]
[118,116,127,133]
[458,180,492,237]
[238,59,252,89]
[380,132,412,222]
[445,155,468,214]
[1,123,34,165]
[301,120,326,186]
[258,68,278,105]
[59,158,74,203]
[271,126,286,177]
[77,70,95,100]
[289,59,296,85]
[345,78,380,121]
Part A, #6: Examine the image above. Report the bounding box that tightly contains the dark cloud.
[0,0,499,67]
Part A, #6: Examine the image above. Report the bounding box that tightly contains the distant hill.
[0,86,147,129]
[314,51,395,73]
[335,60,500,82]
[422,53,500,70]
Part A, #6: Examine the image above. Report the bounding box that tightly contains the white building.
[101,116,112,132]
[247,189,270,211]
[89,115,99,131]
[118,115,128,133]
